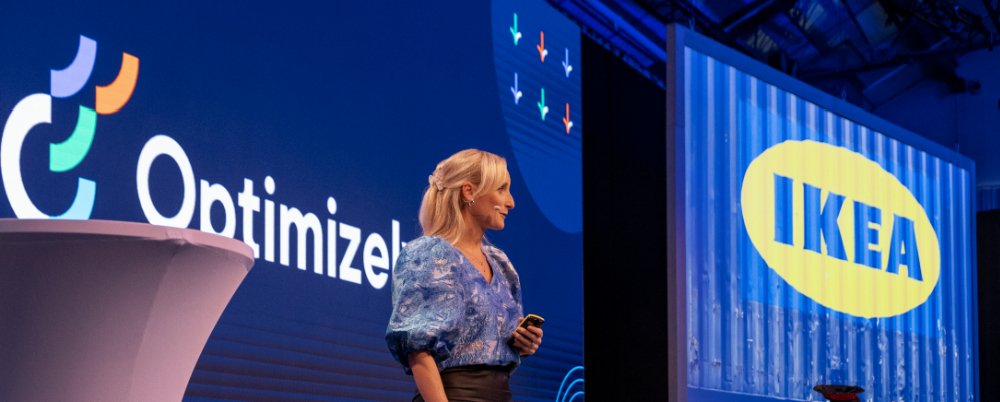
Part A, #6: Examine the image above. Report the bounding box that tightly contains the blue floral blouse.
[385,235,523,374]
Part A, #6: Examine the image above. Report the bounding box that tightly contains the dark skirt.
[412,364,514,402]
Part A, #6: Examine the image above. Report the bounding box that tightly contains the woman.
[385,149,544,402]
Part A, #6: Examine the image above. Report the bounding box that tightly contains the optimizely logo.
[1,35,138,219]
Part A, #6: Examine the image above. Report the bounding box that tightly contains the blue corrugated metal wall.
[684,47,976,402]
[977,188,1000,212]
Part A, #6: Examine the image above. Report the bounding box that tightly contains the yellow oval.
[741,140,940,318]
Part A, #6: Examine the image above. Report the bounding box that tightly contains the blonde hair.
[420,149,509,245]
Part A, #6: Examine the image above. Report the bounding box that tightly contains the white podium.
[0,219,255,402]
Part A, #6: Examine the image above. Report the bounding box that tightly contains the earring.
[466,199,475,207]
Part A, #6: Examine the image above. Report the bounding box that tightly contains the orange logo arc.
[96,52,139,115]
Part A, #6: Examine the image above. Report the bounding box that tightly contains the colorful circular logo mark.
[1,35,138,219]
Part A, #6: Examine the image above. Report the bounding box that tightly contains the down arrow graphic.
[562,103,573,134]
[537,88,548,120]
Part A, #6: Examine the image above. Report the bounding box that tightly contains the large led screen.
[0,1,583,401]
[683,46,977,402]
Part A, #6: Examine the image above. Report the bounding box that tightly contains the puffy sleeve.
[385,236,466,374]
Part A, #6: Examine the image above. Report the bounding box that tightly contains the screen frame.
[665,23,979,402]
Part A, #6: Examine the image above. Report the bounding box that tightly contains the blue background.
[491,0,583,235]
[0,1,583,401]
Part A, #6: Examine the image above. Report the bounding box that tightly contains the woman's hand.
[513,317,544,357]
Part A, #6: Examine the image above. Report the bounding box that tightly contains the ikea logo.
[741,140,940,318]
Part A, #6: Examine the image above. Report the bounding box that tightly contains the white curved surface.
[0,219,254,402]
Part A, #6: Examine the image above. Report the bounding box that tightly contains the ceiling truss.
[548,0,1000,109]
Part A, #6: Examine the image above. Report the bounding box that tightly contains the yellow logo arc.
[741,140,939,318]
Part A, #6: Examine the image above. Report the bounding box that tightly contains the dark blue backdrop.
[0,1,584,401]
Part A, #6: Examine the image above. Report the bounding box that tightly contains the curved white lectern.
[0,219,255,402]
